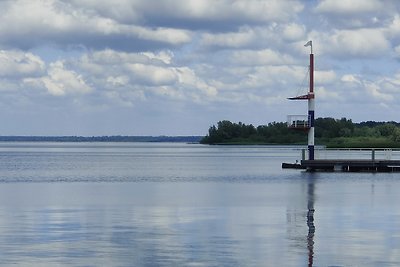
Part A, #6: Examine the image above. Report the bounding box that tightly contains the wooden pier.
[283,159,400,172]
[303,159,400,172]
[282,149,400,172]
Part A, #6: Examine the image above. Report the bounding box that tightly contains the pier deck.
[283,159,400,172]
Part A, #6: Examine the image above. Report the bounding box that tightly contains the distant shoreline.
[0,136,203,143]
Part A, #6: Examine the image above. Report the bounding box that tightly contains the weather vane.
[304,40,313,54]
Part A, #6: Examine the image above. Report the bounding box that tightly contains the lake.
[0,142,399,266]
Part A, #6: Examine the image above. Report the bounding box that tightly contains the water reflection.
[285,175,318,266]
[307,178,315,267]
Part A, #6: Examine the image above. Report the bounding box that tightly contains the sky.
[1,0,400,136]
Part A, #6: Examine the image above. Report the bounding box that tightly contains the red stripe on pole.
[310,54,314,93]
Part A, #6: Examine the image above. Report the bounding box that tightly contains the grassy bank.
[321,137,400,148]
[209,137,400,148]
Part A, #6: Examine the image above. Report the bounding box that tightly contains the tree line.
[200,118,400,148]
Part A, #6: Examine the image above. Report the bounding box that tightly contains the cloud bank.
[0,0,399,135]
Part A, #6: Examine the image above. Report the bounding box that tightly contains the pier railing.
[300,148,400,161]
[287,115,309,129]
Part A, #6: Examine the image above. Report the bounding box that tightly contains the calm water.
[0,142,399,266]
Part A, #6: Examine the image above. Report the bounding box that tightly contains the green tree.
[391,128,400,142]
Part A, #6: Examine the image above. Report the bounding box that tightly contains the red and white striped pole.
[305,41,315,160]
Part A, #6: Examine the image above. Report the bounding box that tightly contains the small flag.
[304,40,312,47]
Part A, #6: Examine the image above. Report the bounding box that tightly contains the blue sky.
[0,0,400,135]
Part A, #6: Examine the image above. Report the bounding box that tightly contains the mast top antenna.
[304,40,313,54]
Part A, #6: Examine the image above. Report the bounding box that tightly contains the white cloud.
[106,76,130,87]
[365,82,393,102]
[150,86,186,100]
[313,28,390,58]
[127,26,191,45]
[340,73,397,103]
[213,65,306,99]
[230,49,296,66]
[199,23,304,51]
[141,51,174,65]
[198,22,307,53]
[0,0,305,53]
[127,64,177,86]
[0,0,191,50]
[103,90,141,107]
[387,15,400,39]
[315,0,383,15]
[72,0,304,26]
[315,70,337,85]
[228,0,304,22]
[341,74,362,85]
[80,49,151,68]
[175,67,218,97]
[316,86,339,100]
[74,49,220,104]
[0,50,45,78]
[282,23,306,41]
[313,0,397,29]
[200,27,256,49]
[26,61,93,96]
[379,74,400,93]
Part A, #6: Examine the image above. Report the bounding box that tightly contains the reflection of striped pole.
[308,53,315,160]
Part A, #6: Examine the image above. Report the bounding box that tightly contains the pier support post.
[372,149,375,161]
